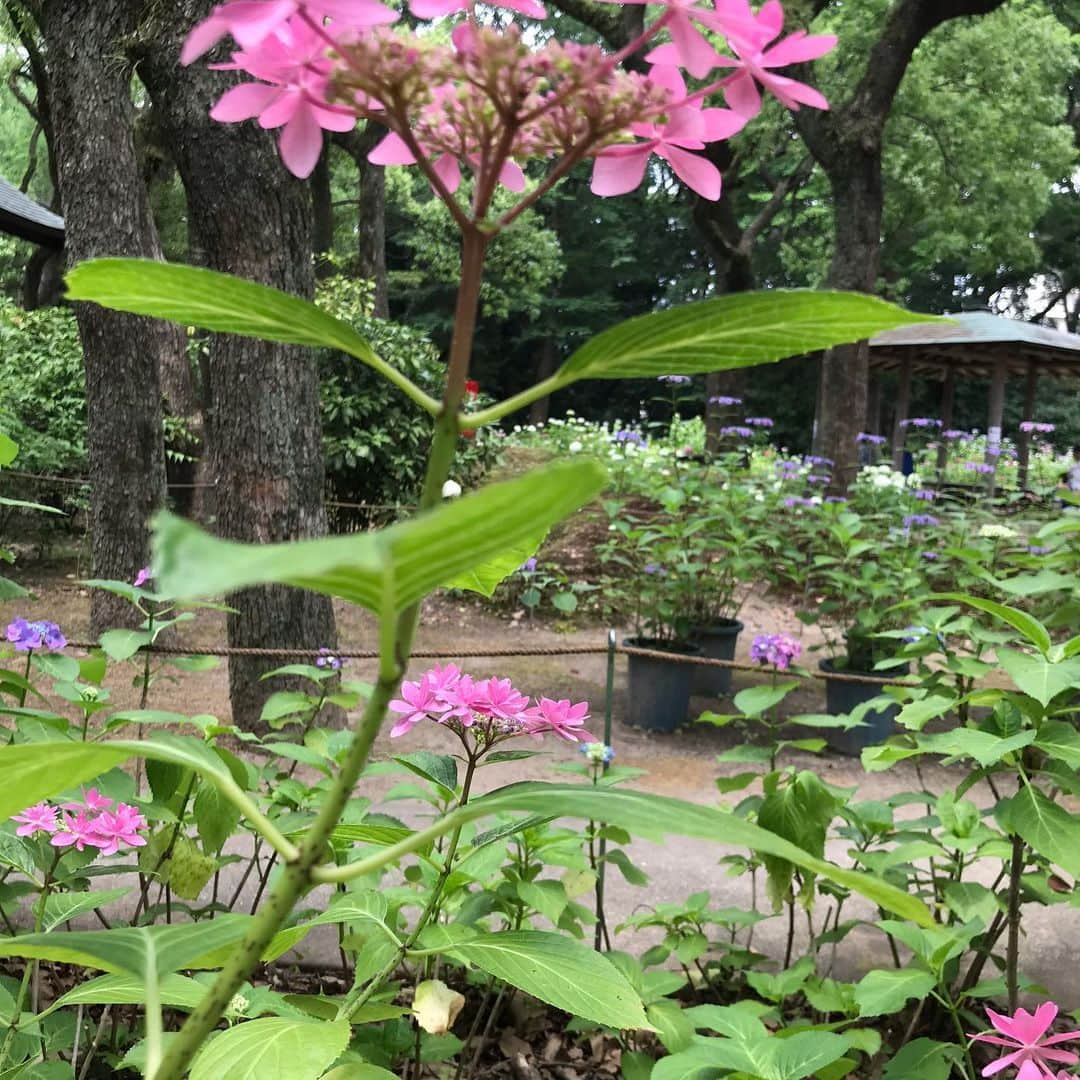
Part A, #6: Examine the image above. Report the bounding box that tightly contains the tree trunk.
[312,140,334,280]
[358,156,389,317]
[136,0,338,729]
[817,153,883,485]
[40,0,186,632]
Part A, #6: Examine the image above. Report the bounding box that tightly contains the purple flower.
[806,474,830,485]
[316,647,343,671]
[825,496,848,504]
[613,430,646,446]
[942,429,970,441]
[965,462,996,476]
[709,395,742,406]
[519,557,538,573]
[719,426,754,439]
[750,633,802,671]
[1020,421,1055,435]
[913,490,936,502]
[903,513,939,528]
[921,551,940,561]
[857,433,887,445]
[783,496,815,509]
[985,446,1003,458]
[643,563,666,575]
[5,619,66,652]
[1028,545,1051,556]
[133,567,152,588]
[658,375,692,385]
[804,455,834,468]
[900,418,942,429]
[745,417,773,428]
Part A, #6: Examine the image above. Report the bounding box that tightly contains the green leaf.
[393,752,458,799]
[43,972,206,1017]
[322,1066,400,1080]
[41,888,130,932]
[733,682,799,717]
[467,783,933,927]
[998,651,1080,708]
[194,783,243,855]
[450,930,647,1029]
[554,291,938,383]
[997,786,1080,877]
[917,728,1034,768]
[189,1017,351,1080]
[446,532,546,597]
[1033,720,1080,770]
[882,1038,961,1080]
[98,628,152,662]
[0,915,253,976]
[854,969,936,1018]
[151,462,606,615]
[0,434,17,467]
[933,594,1051,657]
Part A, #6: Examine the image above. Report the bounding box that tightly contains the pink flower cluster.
[749,632,801,670]
[183,0,836,207]
[972,1002,1080,1080]
[12,789,148,858]
[389,665,594,745]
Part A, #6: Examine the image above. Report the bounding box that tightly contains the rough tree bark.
[135,0,338,729]
[38,0,188,631]
[795,0,1008,484]
[334,126,389,318]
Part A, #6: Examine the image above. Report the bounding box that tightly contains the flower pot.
[818,658,908,756]
[624,637,702,733]
[690,619,744,697]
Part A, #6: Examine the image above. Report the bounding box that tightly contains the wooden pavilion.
[868,311,1080,487]
[0,174,64,249]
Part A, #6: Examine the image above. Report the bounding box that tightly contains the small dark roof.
[869,311,1080,380]
[0,175,64,249]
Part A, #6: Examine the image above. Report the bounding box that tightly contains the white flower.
[979,524,1018,541]
[568,440,583,453]
[413,980,465,1034]
[441,479,462,498]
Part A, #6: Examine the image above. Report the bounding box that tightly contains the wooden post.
[986,353,1008,497]
[1017,360,1038,490]
[937,366,956,481]
[891,357,913,471]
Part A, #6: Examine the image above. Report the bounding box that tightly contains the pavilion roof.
[868,311,1080,380]
[0,175,64,249]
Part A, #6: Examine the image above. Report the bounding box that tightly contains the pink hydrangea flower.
[207,17,361,178]
[134,567,152,588]
[389,674,451,738]
[523,698,595,743]
[12,802,59,838]
[50,810,104,853]
[410,0,546,20]
[64,788,113,813]
[971,1003,1080,1078]
[473,678,530,722]
[89,804,149,857]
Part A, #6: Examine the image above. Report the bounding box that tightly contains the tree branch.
[739,156,814,255]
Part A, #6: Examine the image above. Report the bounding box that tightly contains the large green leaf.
[0,915,253,975]
[1033,719,1080,770]
[189,1017,351,1080]
[554,291,938,383]
[882,1038,961,1080]
[43,972,207,1018]
[64,260,431,411]
[445,531,546,598]
[933,594,1051,657]
[41,887,131,932]
[997,650,1080,709]
[854,969,936,1018]
[450,931,647,1030]
[151,461,606,613]
[997,786,1080,877]
[469,783,933,927]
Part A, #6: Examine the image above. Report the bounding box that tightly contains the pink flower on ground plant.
[12,802,59,838]
[971,1003,1080,1078]
[389,674,451,738]
[50,810,103,853]
[473,678,530,722]
[523,698,595,743]
[89,804,149,857]
[134,567,151,588]
[64,789,113,813]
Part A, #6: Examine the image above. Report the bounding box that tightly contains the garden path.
[9,567,1078,1004]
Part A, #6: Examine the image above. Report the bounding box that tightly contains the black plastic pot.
[818,658,907,756]
[690,619,744,697]
[624,637,702,732]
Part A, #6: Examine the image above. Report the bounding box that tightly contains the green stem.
[1005,833,1025,1011]
[151,226,488,1080]
[17,651,31,709]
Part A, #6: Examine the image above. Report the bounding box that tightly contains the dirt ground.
[5,564,1079,1005]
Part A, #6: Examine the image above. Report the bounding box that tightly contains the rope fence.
[62,638,919,687]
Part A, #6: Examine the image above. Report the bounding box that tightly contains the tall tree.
[35,0,187,630]
[133,0,338,728]
[794,0,1007,482]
